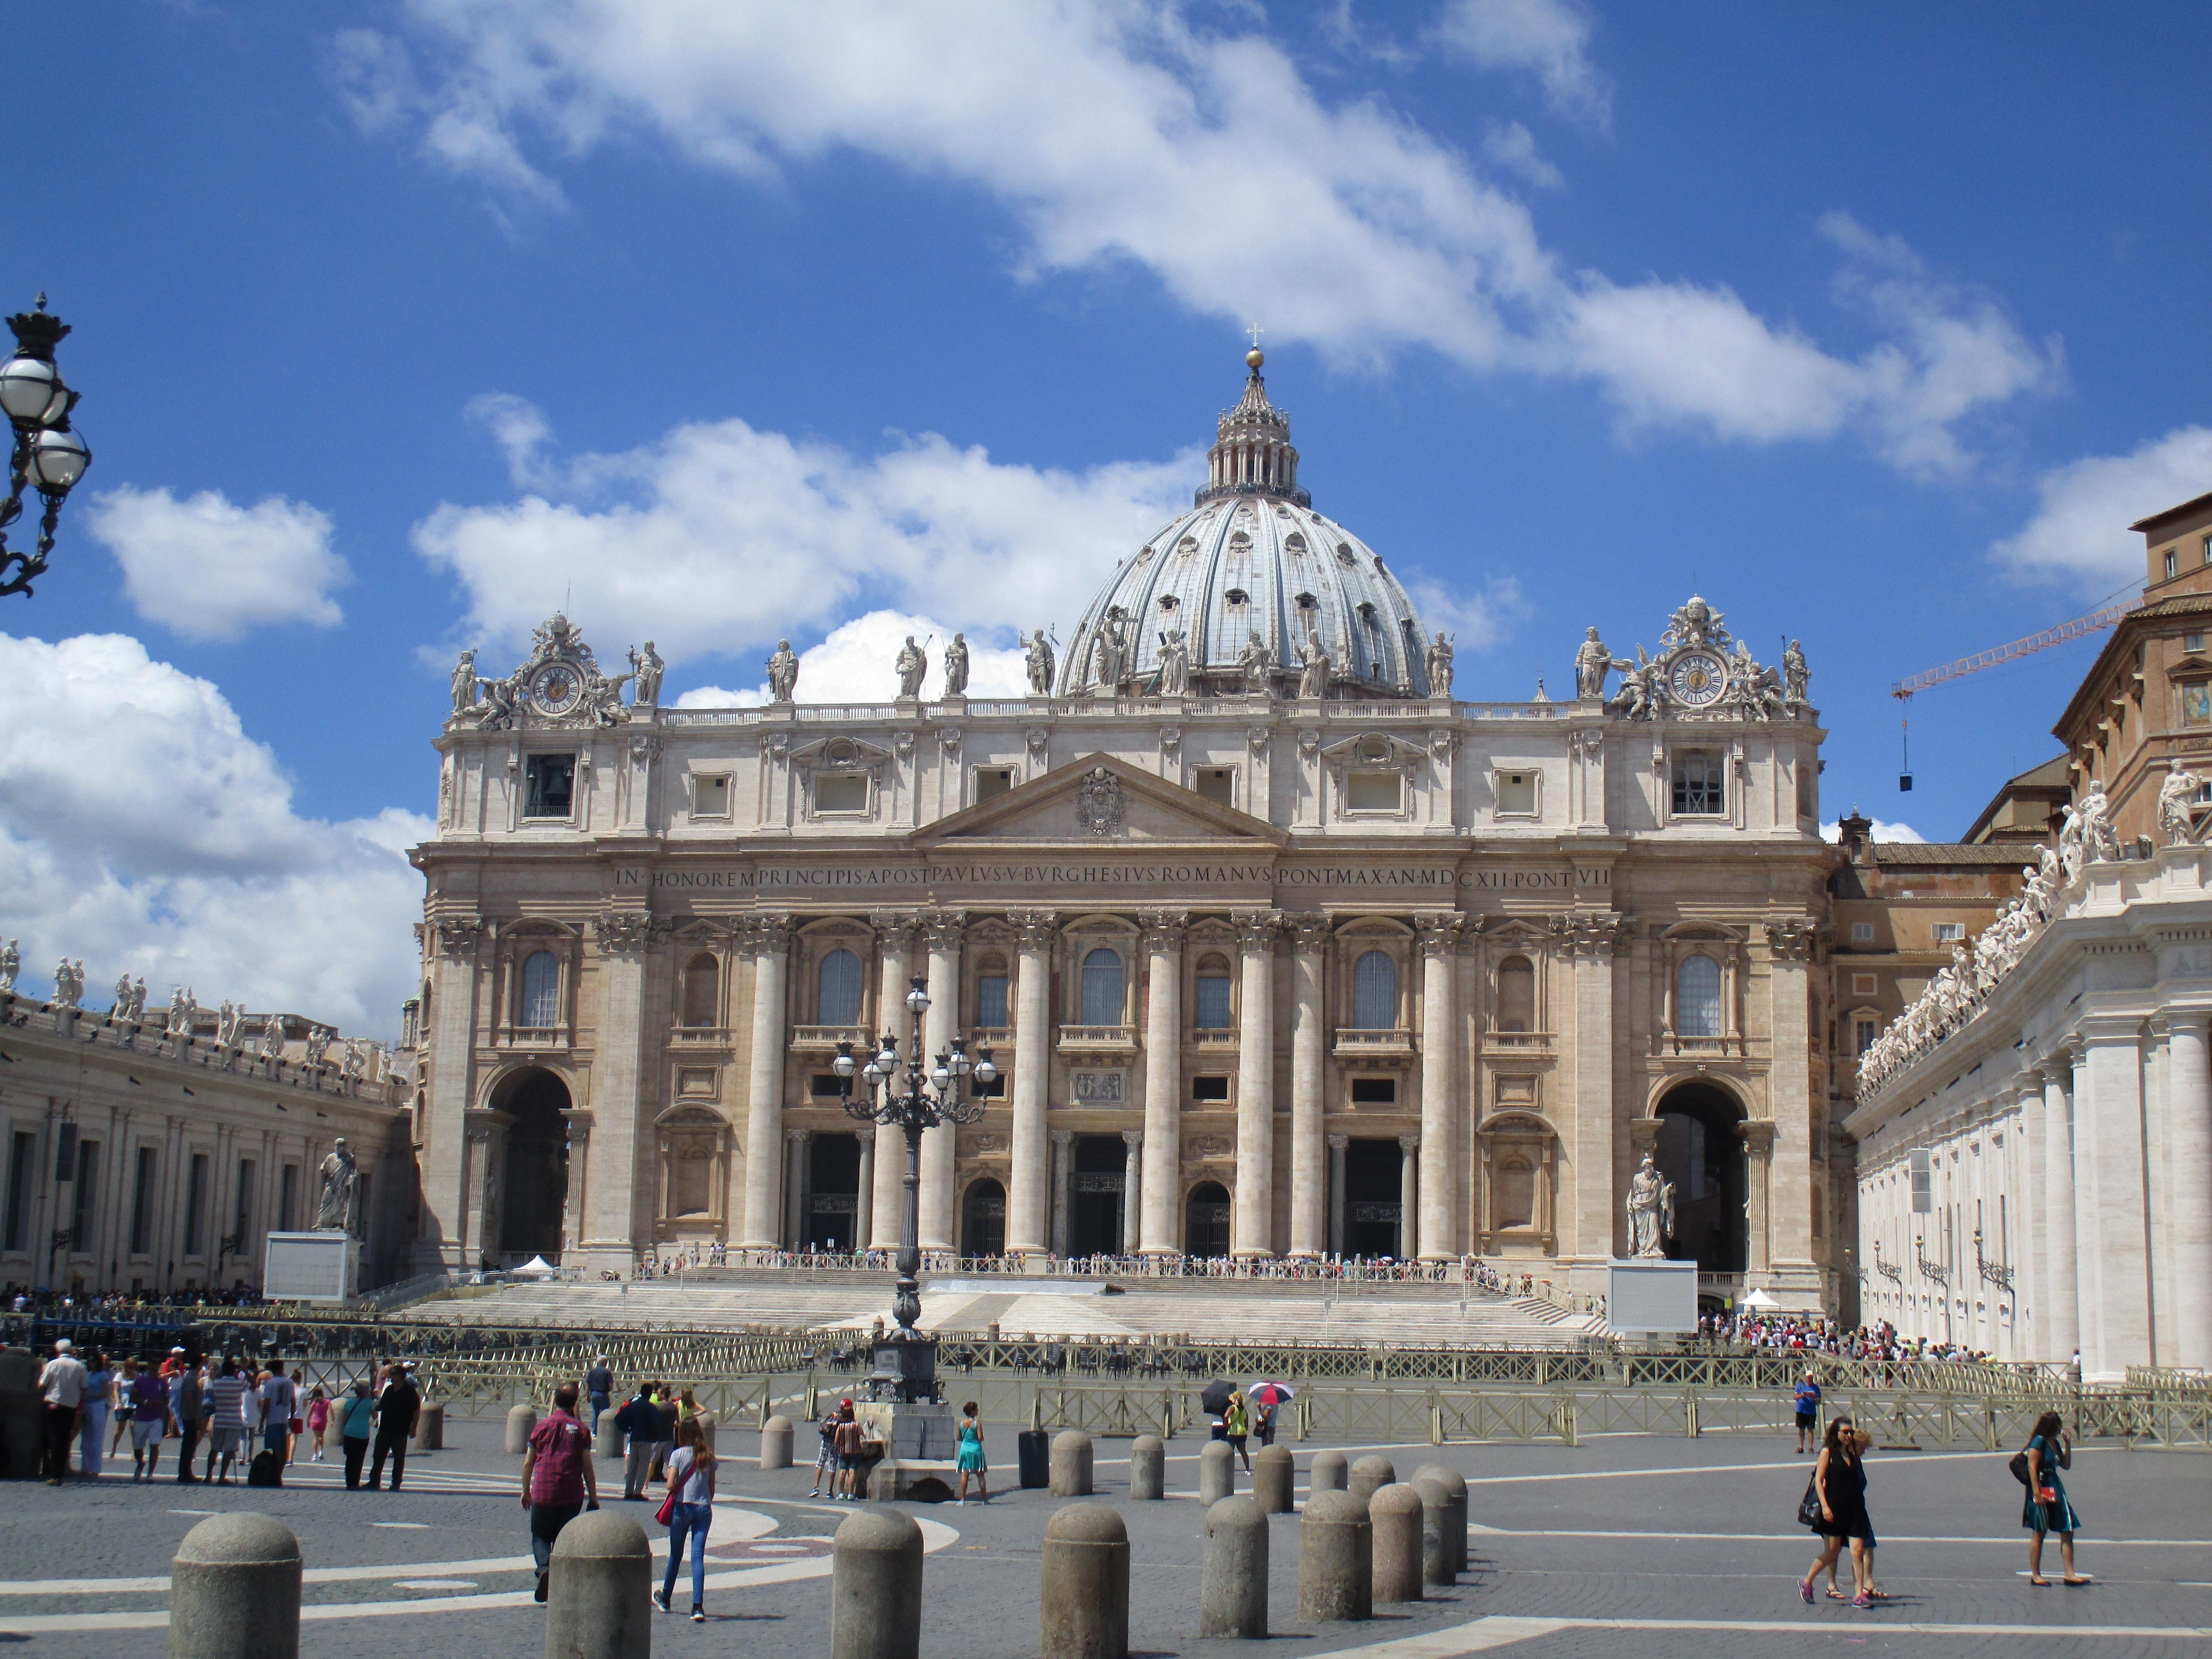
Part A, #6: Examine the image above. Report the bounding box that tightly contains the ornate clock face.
[1668,649,1727,708]
[531,662,583,717]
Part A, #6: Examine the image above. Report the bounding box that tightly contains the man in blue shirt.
[1793,1370,1822,1453]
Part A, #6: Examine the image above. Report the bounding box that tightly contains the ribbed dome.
[1057,357,1435,699]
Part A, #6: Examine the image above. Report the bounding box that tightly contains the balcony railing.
[791,1025,869,1050]
[1334,1027,1414,1056]
[972,1027,1014,1050]
[1660,1033,1740,1057]
[1189,1027,1237,1048]
[500,1026,568,1048]
[671,1025,732,1044]
[1058,1024,1138,1051]
[1485,1030,1553,1051]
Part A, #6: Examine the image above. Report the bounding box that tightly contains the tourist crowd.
[1705,1313,2008,1366]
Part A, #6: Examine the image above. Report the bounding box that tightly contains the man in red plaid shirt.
[520,1384,600,1604]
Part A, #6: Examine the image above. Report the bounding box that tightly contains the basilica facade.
[411,354,1840,1310]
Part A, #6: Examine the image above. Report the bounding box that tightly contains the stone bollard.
[595,1412,623,1461]
[1048,1429,1094,1498]
[1128,1434,1165,1500]
[544,1509,651,1659]
[1252,1443,1294,1514]
[1297,1489,1371,1623]
[1411,1464,1468,1578]
[1199,1495,1268,1639]
[1307,1448,1348,1497]
[171,1512,301,1659]
[1197,1439,1235,1504]
[410,1403,444,1451]
[1040,1503,1130,1659]
[1369,1483,1424,1604]
[1346,1453,1395,1508]
[505,1403,539,1456]
[830,1506,924,1659]
[1411,1473,1452,1586]
[760,1414,794,1471]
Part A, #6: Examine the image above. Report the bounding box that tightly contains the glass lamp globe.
[930,1062,951,1087]
[28,425,89,494]
[973,1054,998,1085]
[0,356,64,428]
[905,981,931,1015]
[833,1050,856,1078]
[861,1060,883,1083]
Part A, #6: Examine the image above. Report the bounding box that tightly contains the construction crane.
[1887,599,2135,790]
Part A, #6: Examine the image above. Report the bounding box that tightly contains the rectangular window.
[1908,1147,1932,1215]
[975,1073,1006,1099]
[2184,683,2212,726]
[1850,921,1875,944]
[1933,922,1965,943]
[2189,632,2208,654]
[973,766,1015,804]
[975,973,1009,1029]
[184,1153,209,1256]
[3,1131,33,1253]
[810,1074,846,1098]
[2202,534,2211,566]
[523,753,576,818]
[1346,770,1402,812]
[71,1141,99,1248]
[130,1146,159,1255]
[1670,750,1725,815]
[1855,1018,1878,1056]
[1349,1076,1397,1104]
[2166,549,2179,580]
[692,774,731,817]
[1195,974,1232,1030]
[1194,767,1235,807]
[278,1163,298,1232]
[233,1158,256,1249]
[1191,1075,1230,1102]
[814,773,868,813]
[1495,770,1537,815]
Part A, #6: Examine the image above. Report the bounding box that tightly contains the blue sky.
[6,0,2211,1033]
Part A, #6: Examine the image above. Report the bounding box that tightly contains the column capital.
[1761,915,1818,961]
[854,1124,875,1144]
[1050,1127,1075,1147]
[921,908,969,952]
[1283,912,1333,951]
[1121,1127,1144,1148]
[1009,908,1060,951]
[1328,1133,1349,1151]
[1737,1118,1776,1155]
[869,909,923,948]
[1550,910,1624,957]
[1232,908,1283,952]
[1139,908,1189,950]
[1415,912,1464,957]
[1629,1115,1664,1152]
[594,909,672,956]
[1397,1133,1421,1153]
[432,915,486,957]
[746,911,794,955]
[785,1127,809,1147]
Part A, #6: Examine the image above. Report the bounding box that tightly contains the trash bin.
[1017,1428,1051,1489]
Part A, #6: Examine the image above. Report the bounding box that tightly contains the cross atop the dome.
[1246,323,1265,349]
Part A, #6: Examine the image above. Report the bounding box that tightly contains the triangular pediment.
[918,753,1289,847]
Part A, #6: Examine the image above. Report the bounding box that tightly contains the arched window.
[1194,953,1232,1030]
[1080,948,1124,1027]
[1677,954,1723,1038]
[520,950,560,1028]
[1352,949,1397,1029]
[681,954,718,1028]
[1496,956,1534,1033]
[817,948,862,1027]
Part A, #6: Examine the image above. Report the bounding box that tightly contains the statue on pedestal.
[629,641,665,707]
[1021,629,1055,695]
[314,1137,358,1233]
[1574,627,1611,700]
[942,633,970,697]
[450,648,477,714]
[1237,631,1273,696]
[1625,1151,1675,1258]
[894,636,929,700]
[1426,631,1455,697]
[1153,626,1189,696]
[0,939,15,992]
[1296,628,1331,700]
[766,640,800,703]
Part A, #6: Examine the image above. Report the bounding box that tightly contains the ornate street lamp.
[0,295,91,599]
[833,975,996,1404]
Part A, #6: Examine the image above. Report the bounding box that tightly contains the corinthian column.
[866,911,920,1249]
[738,916,792,1250]
[1232,909,1281,1258]
[2170,1014,2212,1370]
[1740,1119,1775,1277]
[1007,909,1058,1260]
[918,909,967,1252]
[1286,914,1331,1258]
[1138,909,1188,1255]
[1415,912,1461,1260]
[2041,1056,2080,1367]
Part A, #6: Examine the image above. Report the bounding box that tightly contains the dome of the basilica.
[1057,353,1438,699]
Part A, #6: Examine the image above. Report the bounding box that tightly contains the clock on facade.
[1668,649,1727,708]
[530,662,584,717]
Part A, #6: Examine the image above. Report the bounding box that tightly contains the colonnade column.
[918,910,967,1253]
[1739,1120,1774,1278]
[1232,910,1280,1258]
[1120,1130,1143,1253]
[2170,1012,2212,1370]
[2082,1016,2151,1380]
[1328,1134,1348,1255]
[784,1129,810,1251]
[738,916,791,1251]
[866,912,919,1250]
[2040,1057,2081,1368]
[1286,915,1331,1258]
[1138,910,1187,1255]
[2017,1073,2047,1363]
[1415,914,1460,1261]
[1049,1129,1074,1257]
[854,1126,875,1255]
[1007,910,1058,1260]
[1397,1135,1420,1260]
[2066,1042,2099,1372]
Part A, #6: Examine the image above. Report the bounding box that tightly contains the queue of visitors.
[1708,1312,2014,1367]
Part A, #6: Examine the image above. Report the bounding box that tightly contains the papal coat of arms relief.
[1076,766,1126,837]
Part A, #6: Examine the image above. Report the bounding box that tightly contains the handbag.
[655,1458,691,1526]
[1796,1476,1824,1528]
[2007,1449,2031,1486]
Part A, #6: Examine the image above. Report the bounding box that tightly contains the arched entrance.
[961,1177,1006,1259]
[1653,1080,1745,1273]
[492,1067,571,1264]
[1185,1181,1231,1258]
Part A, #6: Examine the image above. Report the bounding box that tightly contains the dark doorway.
[1070,1135,1126,1256]
[1653,1082,1746,1272]
[493,1068,571,1264]
[1185,1181,1231,1257]
[1343,1138,1404,1258]
[806,1133,861,1250]
[962,1177,1006,1258]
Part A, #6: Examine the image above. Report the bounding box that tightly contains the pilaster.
[586,907,668,1268]
[419,916,485,1274]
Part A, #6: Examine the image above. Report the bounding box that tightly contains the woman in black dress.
[1799,1414,1872,1607]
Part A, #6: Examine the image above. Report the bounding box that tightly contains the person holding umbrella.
[1249,1381,1293,1446]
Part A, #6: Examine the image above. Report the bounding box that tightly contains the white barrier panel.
[1605,1260,1698,1333]
[264,1231,357,1303]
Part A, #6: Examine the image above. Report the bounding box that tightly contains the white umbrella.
[1739,1287,1780,1309]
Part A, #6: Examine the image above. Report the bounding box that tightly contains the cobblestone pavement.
[1,1417,2206,1657]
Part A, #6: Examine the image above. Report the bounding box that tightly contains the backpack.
[246,1449,283,1489]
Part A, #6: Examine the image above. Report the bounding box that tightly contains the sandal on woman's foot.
[1824,1588,1847,1601]
[1799,1580,1815,1604]
[2063,1576,2090,1586]
[1866,1589,1891,1601]
[2029,1577,2051,1587]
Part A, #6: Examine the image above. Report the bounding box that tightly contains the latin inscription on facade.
[614,862,1608,893]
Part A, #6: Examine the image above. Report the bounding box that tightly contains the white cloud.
[674,610,1030,707]
[1432,0,1612,128]
[1991,426,2212,593]
[0,632,426,1037]
[349,1,2056,476]
[84,486,351,641]
[1822,817,1925,845]
[1481,120,1563,191]
[416,397,1197,667]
